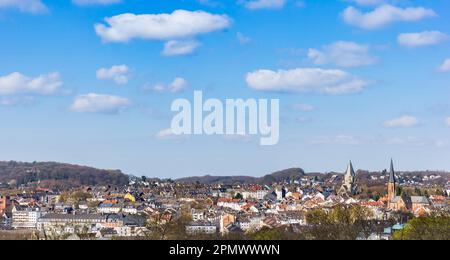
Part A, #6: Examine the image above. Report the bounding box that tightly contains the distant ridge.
[0,161,129,189]
[2,160,449,188]
[176,168,306,185]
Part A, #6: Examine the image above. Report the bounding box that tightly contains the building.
[387,159,396,207]
[97,204,122,214]
[242,190,269,200]
[38,213,107,232]
[219,213,236,234]
[191,209,206,222]
[339,161,357,195]
[12,206,42,229]
[387,160,431,214]
[0,196,10,215]
[186,222,217,235]
[1,212,12,228]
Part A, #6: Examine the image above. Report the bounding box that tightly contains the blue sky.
[0,0,450,178]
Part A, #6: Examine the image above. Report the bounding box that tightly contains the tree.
[392,215,450,240]
[305,205,374,240]
[396,186,403,196]
[146,213,192,240]
[234,193,243,200]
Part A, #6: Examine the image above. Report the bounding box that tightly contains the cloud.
[398,31,448,47]
[0,72,62,96]
[246,68,370,95]
[342,5,437,30]
[291,103,315,112]
[309,135,361,145]
[96,65,130,85]
[162,40,201,56]
[307,41,377,68]
[145,77,188,93]
[155,128,175,139]
[243,0,286,10]
[71,93,131,114]
[95,10,231,43]
[168,77,188,93]
[155,128,186,141]
[438,59,450,72]
[237,32,252,44]
[445,117,450,126]
[0,0,48,14]
[383,115,419,128]
[384,137,426,146]
[72,0,121,6]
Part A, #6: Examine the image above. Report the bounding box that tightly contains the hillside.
[176,168,306,185]
[0,161,129,189]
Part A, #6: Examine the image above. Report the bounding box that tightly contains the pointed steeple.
[389,159,396,183]
[346,161,355,177]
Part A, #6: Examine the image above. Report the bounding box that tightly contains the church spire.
[389,159,396,183]
[346,161,355,177]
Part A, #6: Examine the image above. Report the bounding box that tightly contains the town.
[0,160,449,240]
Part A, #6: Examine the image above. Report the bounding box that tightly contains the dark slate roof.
[40,213,106,221]
[389,159,396,183]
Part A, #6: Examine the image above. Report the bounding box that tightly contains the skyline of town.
[1,159,449,241]
[1,0,450,177]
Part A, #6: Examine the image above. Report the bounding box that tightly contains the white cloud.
[155,128,175,139]
[95,10,231,43]
[398,31,448,47]
[384,136,425,146]
[169,78,188,93]
[0,72,62,96]
[162,40,200,56]
[307,41,377,68]
[237,32,251,44]
[342,5,437,30]
[291,103,315,112]
[438,59,450,72]
[147,77,188,93]
[243,0,286,10]
[246,68,369,95]
[155,128,186,141]
[71,93,130,114]
[309,135,361,145]
[0,0,48,14]
[72,0,121,6]
[445,117,450,126]
[96,65,130,85]
[383,115,419,128]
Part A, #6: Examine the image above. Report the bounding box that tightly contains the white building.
[12,206,42,229]
[191,209,206,222]
[122,206,138,215]
[186,222,217,235]
[97,204,122,214]
[242,190,269,200]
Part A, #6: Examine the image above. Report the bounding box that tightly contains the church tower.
[387,159,396,205]
[339,161,357,195]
